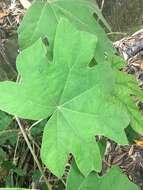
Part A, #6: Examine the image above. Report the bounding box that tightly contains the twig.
[107,32,127,36]
[100,0,105,12]
[28,119,43,131]
[15,117,52,190]
[28,132,41,150]
[13,135,20,165]
[0,129,19,135]
[19,0,31,9]
[97,0,105,22]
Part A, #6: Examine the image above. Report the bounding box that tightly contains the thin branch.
[100,0,105,12]
[97,0,105,22]
[28,119,43,131]
[0,129,19,135]
[107,32,127,36]
[13,135,20,165]
[15,117,52,190]
[19,0,31,9]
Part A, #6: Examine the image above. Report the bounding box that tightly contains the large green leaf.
[0,19,130,177]
[18,0,114,62]
[66,162,139,190]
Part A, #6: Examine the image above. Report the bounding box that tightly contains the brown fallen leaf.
[0,11,8,19]
[135,139,143,146]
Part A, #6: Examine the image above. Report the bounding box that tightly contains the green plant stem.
[15,117,52,190]
[0,129,19,135]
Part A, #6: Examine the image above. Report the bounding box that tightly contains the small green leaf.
[32,169,41,181]
[0,111,12,131]
[13,167,26,177]
[109,54,126,69]
[67,162,139,190]
[0,147,6,161]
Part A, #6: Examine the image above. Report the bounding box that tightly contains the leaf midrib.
[30,3,47,44]
[61,83,103,107]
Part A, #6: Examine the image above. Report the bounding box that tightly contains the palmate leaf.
[0,19,130,177]
[18,0,114,62]
[66,162,139,190]
[114,70,143,133]
[107,55,143,133]
[18,0,143,133]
